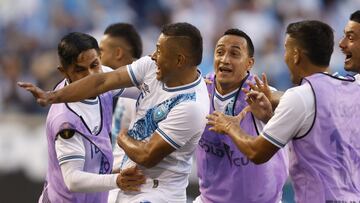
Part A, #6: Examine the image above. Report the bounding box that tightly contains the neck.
[165,67,198,87]
[302,64,331,78]
[215,81,241,95]
[215,74,247,95]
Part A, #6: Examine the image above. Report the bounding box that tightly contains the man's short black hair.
[161,22,203,66]
[104,23,143,59]
[58,32,99,67]
[286,20,334,67]
[223,28,255,57]
[350,10,360,24]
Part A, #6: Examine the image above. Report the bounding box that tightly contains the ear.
[177,54,186,67]
[115,47,124,60]
[293,48,300,64]
[246,57,255,71]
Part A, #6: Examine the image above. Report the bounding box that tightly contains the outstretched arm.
[18,66,133,106]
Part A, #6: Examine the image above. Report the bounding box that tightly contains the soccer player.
[36,32,145,203]
[339,10,360,80]
[19,22,210,203]
[195,29,288,203]
[207,20,360,202]
[99,22,142,202]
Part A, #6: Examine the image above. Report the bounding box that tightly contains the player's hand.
[246,73,272,102]
[206,110,247,134]
[17,82,51,106]
[243,90,273,123]
[204,78,212,85]
[116,165,146,192]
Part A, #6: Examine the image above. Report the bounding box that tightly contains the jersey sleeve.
[261,85,314,148]
[156,102,206,149]
[114,86,141,99]
[126,56,155,86]
[55,132,85,165]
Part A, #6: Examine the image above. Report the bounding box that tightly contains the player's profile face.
[61,49,102,83]
[214,35,253,88]
[339,20,360,72]
[152,34,177,83]
[284,35,300,84]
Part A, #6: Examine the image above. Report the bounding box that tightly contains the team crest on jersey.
[153,104,169,122]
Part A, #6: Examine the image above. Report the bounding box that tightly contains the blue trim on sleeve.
[79,98,99,105]
[156,128,181,149]
[128,64,140,86]
[113,88,125,98]
[261,132,286,148]
[58,155,85,164]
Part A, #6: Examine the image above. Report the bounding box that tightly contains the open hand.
[206,110,248,134]
[246,73,272,102]
[17,82,51,106]
[116,165,146,192]
[242,90,273,123]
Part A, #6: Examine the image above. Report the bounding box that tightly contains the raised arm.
[18,66,133,106]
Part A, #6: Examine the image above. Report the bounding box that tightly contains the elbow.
[65,180,80,192]
[248,152,270,165]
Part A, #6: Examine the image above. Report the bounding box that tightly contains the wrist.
[224,122,233,133]
[263,109,274,123]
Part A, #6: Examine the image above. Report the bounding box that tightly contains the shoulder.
[355,74,360,83]
[130,56,155,67]
[283,83,313,101]
[279,83,314,114]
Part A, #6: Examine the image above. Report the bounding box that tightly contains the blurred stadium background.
[0,0,358,202]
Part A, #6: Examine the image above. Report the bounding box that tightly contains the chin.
[156,74,162,81]
[344,64,356,72]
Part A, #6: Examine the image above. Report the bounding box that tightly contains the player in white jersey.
[19,22,210,203]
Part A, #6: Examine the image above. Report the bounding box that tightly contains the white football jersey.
[122,56,210,189]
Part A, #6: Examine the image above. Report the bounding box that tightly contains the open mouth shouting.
[218,66,233,75]
[345,53,352,64]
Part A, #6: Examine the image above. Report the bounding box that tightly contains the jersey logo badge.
[153,104,169,122]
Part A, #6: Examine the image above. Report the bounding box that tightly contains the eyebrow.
[344,30,355,35]
[216,44,241,50]
[74,59,99,69]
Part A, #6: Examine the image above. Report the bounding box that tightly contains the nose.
[219,52,230,64]
[339,37,346,50]
[151,51,157,61]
